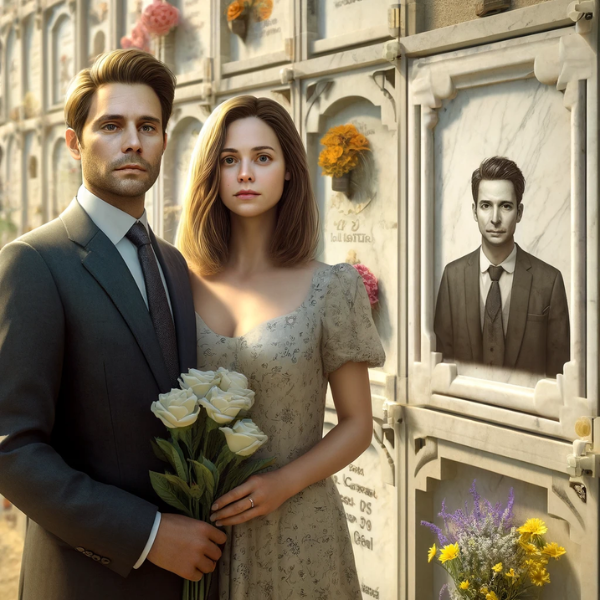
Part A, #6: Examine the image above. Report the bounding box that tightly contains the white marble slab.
[311,95,398,372]
[433,76,572,387]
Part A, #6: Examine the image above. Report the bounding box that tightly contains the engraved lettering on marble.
[327,434,395,600]
[434,156,570,380]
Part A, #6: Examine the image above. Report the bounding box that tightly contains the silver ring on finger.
[248,497,254,509]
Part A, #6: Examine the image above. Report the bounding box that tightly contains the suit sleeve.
[0,241,158,578]
[434,268,454,360]
[546,270,570,378]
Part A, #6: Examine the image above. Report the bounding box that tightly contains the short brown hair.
[64,49,176,141]
[471,156,526,204]
[177,96,319,275]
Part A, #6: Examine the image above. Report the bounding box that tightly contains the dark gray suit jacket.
[434,245,570,378]
[0,200,197,599]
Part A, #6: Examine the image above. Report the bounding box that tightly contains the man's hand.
[147,513,226,581]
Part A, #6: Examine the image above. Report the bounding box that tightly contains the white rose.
[216,367,249,391]
[151,388,199,428]
[198,386,255,424]
[179,368,221,398]
[219,419,268,457]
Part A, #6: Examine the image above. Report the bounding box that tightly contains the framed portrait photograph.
[407,27,597,440]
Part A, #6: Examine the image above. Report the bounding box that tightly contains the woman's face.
[218,116,290,220]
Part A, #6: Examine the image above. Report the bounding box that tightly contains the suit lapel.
[504,245,532,369]
[151,231,197,374]
[464,250,482,362]
[61,200,172,392]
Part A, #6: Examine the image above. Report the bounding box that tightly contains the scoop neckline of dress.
[194,262,331,340]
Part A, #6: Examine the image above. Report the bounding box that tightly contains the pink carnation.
[121,21,150,52]
[141,0,180,36]
[352,263,379,307]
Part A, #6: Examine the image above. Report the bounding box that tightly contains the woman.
[177,95,385,599]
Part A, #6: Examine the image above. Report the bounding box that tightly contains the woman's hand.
[210,470,293,526]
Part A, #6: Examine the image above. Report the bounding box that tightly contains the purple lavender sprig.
[421,479,515,543]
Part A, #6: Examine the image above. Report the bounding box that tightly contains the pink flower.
[352,263,379,306]
[141,0,180,36]
[121,21,151,52]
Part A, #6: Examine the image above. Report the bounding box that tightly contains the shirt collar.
[479,244,517,274]
[76,185,149,246]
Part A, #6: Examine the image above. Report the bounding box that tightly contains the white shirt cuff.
[133,512,161,569]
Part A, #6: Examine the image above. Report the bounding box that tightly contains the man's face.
[472,179,523,247]
[67,83,166,206]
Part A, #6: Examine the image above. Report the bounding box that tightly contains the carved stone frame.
[405,405,599,600]
[407,28,597,440]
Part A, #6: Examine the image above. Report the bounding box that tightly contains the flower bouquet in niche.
[421,481,566,599]
[150,367,274,600]
[318,123,370,195]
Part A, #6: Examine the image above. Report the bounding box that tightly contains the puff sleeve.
[321,264,386,373]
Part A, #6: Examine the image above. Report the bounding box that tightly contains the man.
[434,156,570,378]
[0,49,225,599]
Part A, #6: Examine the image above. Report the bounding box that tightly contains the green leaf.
[155,438,188,483]
[190,484,204,500]
[200,456,220,492]
[162,473,193,498]
[223,456,277,495]
[215,445,237,472]
[189,460,215,499]
[149,471,192,517]
[151,438,169,463]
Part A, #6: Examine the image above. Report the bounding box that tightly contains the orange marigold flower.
[227,0,245,21]
[253,0,273,21]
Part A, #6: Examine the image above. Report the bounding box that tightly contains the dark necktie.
[126,222,180,382]
[482,265,505,367]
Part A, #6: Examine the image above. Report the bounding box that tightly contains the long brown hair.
[177,96,319,275]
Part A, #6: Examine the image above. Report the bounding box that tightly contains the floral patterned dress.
[196,263,386,600]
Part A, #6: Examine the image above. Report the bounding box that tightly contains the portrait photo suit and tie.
[434,156,570,379]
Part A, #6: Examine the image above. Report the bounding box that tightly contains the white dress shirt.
[77,185,164,569]
[479,244,517,335]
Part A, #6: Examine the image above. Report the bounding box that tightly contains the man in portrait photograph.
[434,156,570,378]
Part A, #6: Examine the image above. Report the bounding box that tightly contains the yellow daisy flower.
[480,587,489,594]
[486,592,499,600]
[505,568,517,579]
[530,567,551,587]
[542,542,566,559]
[427,543,436,563]
[517,518,548,539]
[439,542,460,563]
[492,562,503,573]
[459,580,470,590]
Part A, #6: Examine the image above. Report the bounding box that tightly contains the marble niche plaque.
[407,29,595,437]
[324,418,396,600]
[52,14,74,105]
[222,0,290,66]
[51,136,82,218]
[88,0,109,63]
[311,95,398,373]
[309,0,390,54]
[173,0,210,77]
[414,459,580,600]
[6,28,20,120]
[162,116,201,243]
[23,15,41,118]
[434,76,571,389]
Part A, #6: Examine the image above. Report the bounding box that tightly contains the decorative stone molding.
[407,28,597,440]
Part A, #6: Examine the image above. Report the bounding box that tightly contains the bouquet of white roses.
[422,481,566,600]
[150,367,274,600]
